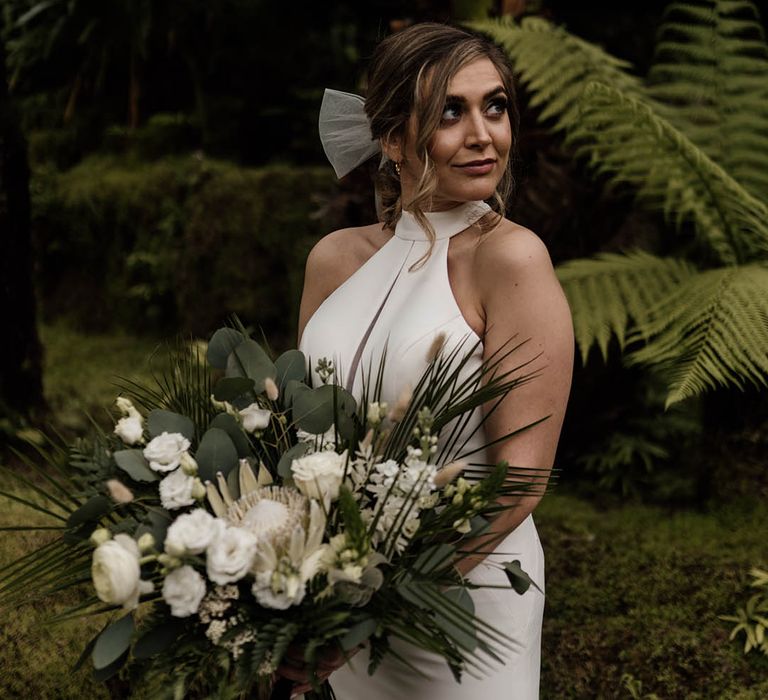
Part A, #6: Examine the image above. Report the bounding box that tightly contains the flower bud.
[191,478,207,501]
[90,527,112,546]
[453,518,472,534]
[434,461,465,488]
[158,553,182,570]
[137,532,156,552]
[180,451,198,476]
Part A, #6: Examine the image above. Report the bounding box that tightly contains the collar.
[394,201,492,241]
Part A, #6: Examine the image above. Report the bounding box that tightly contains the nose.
[465,110,492,148]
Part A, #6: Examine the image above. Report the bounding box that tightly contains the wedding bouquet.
[1,321,548,699]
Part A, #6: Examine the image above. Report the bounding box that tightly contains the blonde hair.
[364,23,519,261]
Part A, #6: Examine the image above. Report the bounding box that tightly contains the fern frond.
[648,0,768,198]
[572,82,768,264]
[627,263,768,405]
[469,16,644,131]
[556,251,696,363]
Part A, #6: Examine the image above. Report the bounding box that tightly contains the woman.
[295,22,573,699]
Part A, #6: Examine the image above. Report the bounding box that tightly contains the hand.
[277,643,361,697]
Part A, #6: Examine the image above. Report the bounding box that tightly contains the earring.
[394,161,401,177]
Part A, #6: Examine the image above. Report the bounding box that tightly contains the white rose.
[91,534,153,610]
[239,403,271,433]
[164,509,220,556]
[291,450,346,502]
[162,565,207,617]
[114,414,144,445]
[206,525,258,585]
[159,468,197,510]
[143,432,191,472]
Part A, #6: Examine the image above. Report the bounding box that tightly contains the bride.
[290,22,573,699]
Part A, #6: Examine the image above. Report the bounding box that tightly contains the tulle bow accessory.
[318,88,382,178]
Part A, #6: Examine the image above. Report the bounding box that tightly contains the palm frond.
[556,251,696,363]
[627,263,768,405]
[572,81,768,264]
[469,16,644,132]
[647,0,768,198]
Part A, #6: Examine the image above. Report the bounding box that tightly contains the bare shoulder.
[298,222,390,341]
[475,217,554,283]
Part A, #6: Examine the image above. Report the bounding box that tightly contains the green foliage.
[472,2,768,405]
[537,495,768,698]
[721,567,768,657]
[32,156,335,348]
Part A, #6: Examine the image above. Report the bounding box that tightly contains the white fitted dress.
[299,201,544,699]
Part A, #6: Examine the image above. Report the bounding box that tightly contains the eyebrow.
[444,86,507,103]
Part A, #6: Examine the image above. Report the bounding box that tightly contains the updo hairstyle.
[364,22,519,245]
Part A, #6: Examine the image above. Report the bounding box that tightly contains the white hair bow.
[318,88,382,179]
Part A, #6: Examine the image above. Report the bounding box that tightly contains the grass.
[2,323,766,698]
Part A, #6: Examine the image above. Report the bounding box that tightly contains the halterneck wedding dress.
[299,201,545,699]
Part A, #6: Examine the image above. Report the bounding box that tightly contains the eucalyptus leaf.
[133,621,185,659]
[503,560,541,595]
[195,427,239,482]
[277,442,312,478]
[207,328,244,369]
[92,613,134,670]
[412,543,456,575]
[147,410,195,440]
[226,338,276,387]
[340,618,377,651]
[114,449,158,483]
[92,650,129,682]
[436,587,477,651]
[213,376,255,402]
[275,349,306,391]
[293,384,356,435]
[73,623,108,671]
[284,378,309,407]
[67,495,111,528]
[209,413,251,458]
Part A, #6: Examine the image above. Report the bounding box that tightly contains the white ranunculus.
[164,509,220,556]
[143,432,191,472]
[159,468,197,510]
[291,450,346,503]
[91,534,153,610]
[239,403,271,433]
[206,525,258,585]
[114,414,144,445]
[162,565,207,617]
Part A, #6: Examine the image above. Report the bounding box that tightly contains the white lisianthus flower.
[206,525,258,585]
[91,534,153,610]
[291,450,346,503]
[143,432,191,472]
[159,468,199,510]
[114,415,144,445]
[164,509,220,557]
[115,396,141,418]
[162,565,207,617]
[239,403,271,433]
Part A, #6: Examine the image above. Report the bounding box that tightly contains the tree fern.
[473,2,768,404]
[572,82,768,265]
[469,16,644,131]
[556,252,696,363]
[627,264,768,405]
[647,1,768,199]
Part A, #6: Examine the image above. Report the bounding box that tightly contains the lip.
[453,158,497,175]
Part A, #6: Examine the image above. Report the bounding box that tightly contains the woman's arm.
[455,223,574,576]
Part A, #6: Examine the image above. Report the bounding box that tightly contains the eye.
[486,97,508,117]
[441,102,462,123]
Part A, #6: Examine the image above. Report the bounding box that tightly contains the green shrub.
[32,155,336,350]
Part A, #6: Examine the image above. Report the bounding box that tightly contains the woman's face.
[398,57,512,211]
